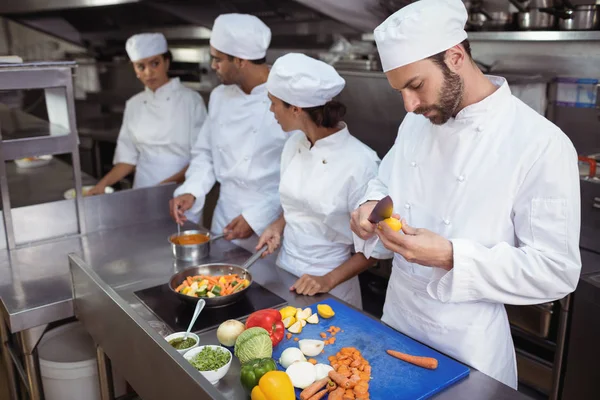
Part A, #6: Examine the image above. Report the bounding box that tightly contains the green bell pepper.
[240,358,277,393]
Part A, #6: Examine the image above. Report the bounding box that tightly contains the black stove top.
[135,282,287,334]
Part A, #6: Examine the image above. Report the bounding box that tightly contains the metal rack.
[361,30,600,42]
[0,61,86,249]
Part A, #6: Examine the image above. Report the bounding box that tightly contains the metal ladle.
[184,298,205,339]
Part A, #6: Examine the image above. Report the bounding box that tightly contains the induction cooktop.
[135,282,287,334]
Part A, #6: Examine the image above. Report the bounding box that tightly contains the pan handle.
[241,245,269,270]
[209,232,225,241]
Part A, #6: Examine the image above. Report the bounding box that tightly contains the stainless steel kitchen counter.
[63,219,526,400]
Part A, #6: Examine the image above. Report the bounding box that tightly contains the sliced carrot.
[286,333,292,340]
[294,337,299,342]
[308,358,318,365]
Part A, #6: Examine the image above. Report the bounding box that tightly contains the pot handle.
[478,6,495,20]
[579,156,597,178]
[209,232,225,241]
[240,245,269,270]
[561,0,575,10]
[508,0,528,13]
[542,7,571,18]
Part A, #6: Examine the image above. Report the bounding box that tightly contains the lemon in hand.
[382,217,402,232]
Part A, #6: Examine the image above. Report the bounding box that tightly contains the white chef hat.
[374,0,468,72]
[210,13,271,60]
[267,53,345,108]
[125,33,168,62]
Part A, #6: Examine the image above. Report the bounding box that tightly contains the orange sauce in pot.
[172,233,209,246]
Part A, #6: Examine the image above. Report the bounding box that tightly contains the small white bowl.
[165,332,199,355]
[184,345,232,385]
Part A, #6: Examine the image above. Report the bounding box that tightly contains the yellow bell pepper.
[250,371,294,400]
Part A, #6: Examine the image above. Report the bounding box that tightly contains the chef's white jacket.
[113,78,207,188]
[174,83,288,249]
[355,76,581,388]
[277,125,380,308]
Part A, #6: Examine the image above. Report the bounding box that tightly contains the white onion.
[298,339,324,357]
[216,319,246,347]
[279,347,306,369]
[286,361,317,389]
[315,364,334,380]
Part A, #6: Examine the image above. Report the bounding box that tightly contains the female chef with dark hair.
[256,53,384,308]
[89,33,207,194]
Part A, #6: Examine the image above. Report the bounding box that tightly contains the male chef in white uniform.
[170,14,287,251]
[351,0,582,388]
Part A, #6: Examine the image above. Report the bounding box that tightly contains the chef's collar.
[299,123,350,150]
[145,77,181,100]
[231,82,268,97]
[250,82,267,95]
[454,75,510,121]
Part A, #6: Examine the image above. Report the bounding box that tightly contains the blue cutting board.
[272,298,469,400]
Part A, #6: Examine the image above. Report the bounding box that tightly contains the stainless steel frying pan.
[168,245,267,307]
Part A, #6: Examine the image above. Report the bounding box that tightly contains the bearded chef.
[88,33,207,195]
[170,14,287,252]
[351,0,582,388]
[256,53,381,309]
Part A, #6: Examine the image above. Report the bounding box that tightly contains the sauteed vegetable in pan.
[175,274,250,298]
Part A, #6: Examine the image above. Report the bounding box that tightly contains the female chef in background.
[88,33,207,195]
[256,53,383,309]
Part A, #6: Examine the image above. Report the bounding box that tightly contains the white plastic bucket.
[38,321,126,400]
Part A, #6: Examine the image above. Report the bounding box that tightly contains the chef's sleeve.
[113,103,139,165]
[240,133,299,235]
[174,113,216,217]
[427,132,582,305]
[348,151,394,260]
[241,184,282,236]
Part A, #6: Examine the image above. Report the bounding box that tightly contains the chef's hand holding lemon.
[376,214,454,271]
[381,216,402,231]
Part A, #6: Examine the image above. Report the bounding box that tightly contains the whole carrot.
[386,349,438,369]
[329,370,351,388]
[308,388,329,400]
[300,378,329,400]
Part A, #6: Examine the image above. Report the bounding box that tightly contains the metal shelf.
[0,62,75,90]
[1,135,74,160]
[0,61,86,250]
[511,325,557,352]
[361,30,600,42]
[467,30,600,41]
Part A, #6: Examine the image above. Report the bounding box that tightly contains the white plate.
[14,155,53,169]
[63,185,115,200]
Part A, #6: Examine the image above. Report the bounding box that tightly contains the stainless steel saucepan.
[558,0,599,31]
[169,229,225,262]
[168,245,268,307]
